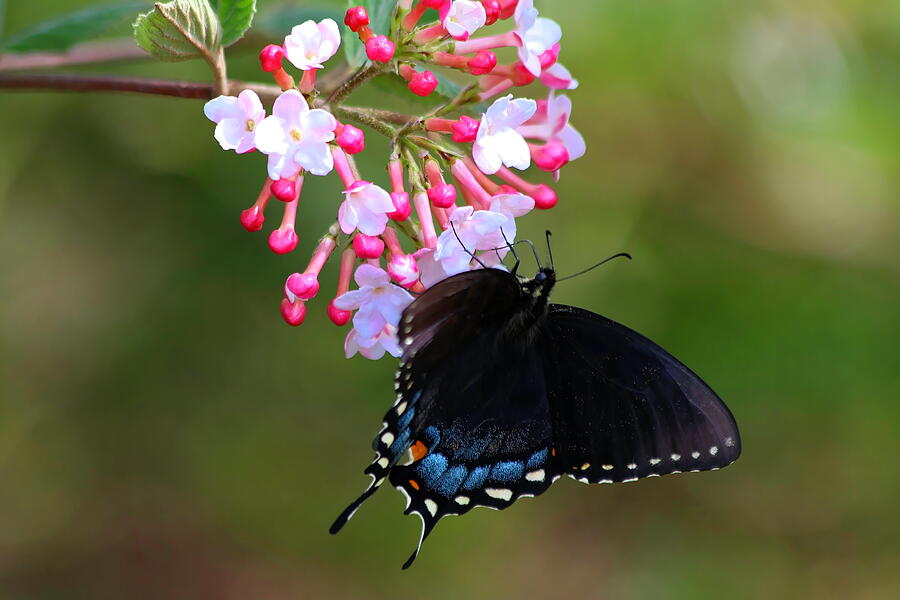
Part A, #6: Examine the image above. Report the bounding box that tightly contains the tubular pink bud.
[327,299,352,326]
[496,166,558,209]
[336,124,365,154]
[280,298,306,326]
[413,192,438,249]
[467,50,497,75]
[259,45,284,72]
[388,192,412,221]
[531,141,570,172]
[388,158,406,194]
[352,233,385,259]
[344,6,369,32]
[387,253,419,288]
[427,183,457,208]
[240,179,272,232]
[452,115,480,143]
[271,178,296,202]
[286,272,320,300]
[331,147,357,188]
[408,70,439,97]
[268,178,302,254]
[482,0,501,25]
[365,35,395,62]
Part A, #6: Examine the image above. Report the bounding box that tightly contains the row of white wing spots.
[568,444,731,482]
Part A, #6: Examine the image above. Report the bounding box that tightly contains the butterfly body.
[331,266,740,568]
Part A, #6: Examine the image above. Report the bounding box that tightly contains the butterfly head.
[522,267,557,303]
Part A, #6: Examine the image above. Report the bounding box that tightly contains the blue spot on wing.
[416,453,448,484]
[462,466,489,491]
[423,426,441,448]
[434,465,468,497]
[527,449,549,470]
[490,461,524,484]
[388,429,411,458]
[396,406,415,431]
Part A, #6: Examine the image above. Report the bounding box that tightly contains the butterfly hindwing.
[543,304,741,484]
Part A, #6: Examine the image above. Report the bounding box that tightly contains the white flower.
[514,0,562,76]
[434,206,509,275]
[473,94,537,174]
[203,89,265,154]
[414,248,450,288]
[284,19,341,70]
[333,264,414,340]
[489,192,534,242]
[338,180,396,236]
[443,0,487,41]
[518,92,586,162]
[345,324,403,360]
[540,62,579,90]
[254,90,336,178]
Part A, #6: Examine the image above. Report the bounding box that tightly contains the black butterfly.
[330,246,741,569]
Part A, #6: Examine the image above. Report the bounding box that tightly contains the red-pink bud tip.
[280,298,306,326]
[352,233,385,259]
[512,63,536,86]
[259,44,285,73]
[498,0,517,20]
[271,178,296,202]
[452,115,480,143]
[344,6,370,32]
[387,192,413,221]
[387,254,420,287]
[467,50,497,76]
[286,272,320,300]
[533,141,570,172]
[539,43,561,69]
[365,35,395,63]
[423,0,447,7]
[328,299,352,326]
[408,70,439,97]
[427,183,457,208]
[482,0,501,25]
[532,184,558,209]
[268,228,298,254]
[240,206,265,232]
[336,124,365,154]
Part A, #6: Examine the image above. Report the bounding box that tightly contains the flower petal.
[355,263,391,288]
[333,289,367,310]
[237,89,264,121]
[473,141,503,174]
[203,95,238,123]
[213,118,246,151]
[254,115,288,154]
[338,198,359,234]
[559,124,586,161]
[293,140,334,176]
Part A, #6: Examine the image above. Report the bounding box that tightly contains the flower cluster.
[202,0,584,360]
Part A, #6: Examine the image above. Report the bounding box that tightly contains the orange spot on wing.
[410,440,428,461]
[409,479,420,491]
[551,448,557,457]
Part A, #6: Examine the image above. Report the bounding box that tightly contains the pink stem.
[299,69,317,93]
[332,147,356,187]
[450,159,491,208]
[413,192,438,248]
[382,226,404,256]
[414,24,448,44]
[337,248,356,296]
[425,117,456,133]
[453,31,518,55]
[462,156,501,194]
[388,158,406,193]
[479,78,514,102]
[496,165,539,194]
[307,235,337,275]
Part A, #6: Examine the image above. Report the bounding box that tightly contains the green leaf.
[342,0,394,68]
[253,5,341,40]
[0,0,7,40]
[0,2,148,53]
[208,0,255,47]
[133,0,221,61]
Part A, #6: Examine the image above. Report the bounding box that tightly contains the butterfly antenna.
[556,252,632,282]
[546,230,554,270]
[499,228,521,274]
[450,222,488,269]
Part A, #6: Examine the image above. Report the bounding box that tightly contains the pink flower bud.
[271,179,296,202]
[344,6,370,32]
[336,124,365,154]
[365,35,395,63]
[408,70,439,97]
[427,183,457,208]
[387,253,419,288]
[452,115,480,143]
[532,141,570,172]
[259,44,285,73]
[286,272,320,300]
[280,298,306,326]
[467,50,497,76]
[498,0,517,20]
[240,205,265,232]
[423,0,447,7]
[532,184,558,209]
[269,228,298,254]
[352,233,385,259]
[511,63,535,86]
[328,299,352,326]
[539,43,561,69]
[387,192,412,221]
[482,0,501,25]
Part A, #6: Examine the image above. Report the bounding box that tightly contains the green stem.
[332,105,398,138]
[325,63,385,107]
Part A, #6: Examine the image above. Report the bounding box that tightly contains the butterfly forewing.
[543,304,741,484]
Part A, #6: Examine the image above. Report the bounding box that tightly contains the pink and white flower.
[518,91,586,163]
[434,206,509,274]
[284,19,341,70]
[442,0,487,41]
[203,89,265,154]
[345,323,403,360]
[254,90,336,178]
[489,191,534,241]
[473,94,537,174]
[338,180,396,236]
[414,248,450,288]
[514,0,562,77]
[333,264,414,339]
[540,62,579,90]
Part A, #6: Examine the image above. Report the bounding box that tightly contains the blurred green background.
[1,0,899,598]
